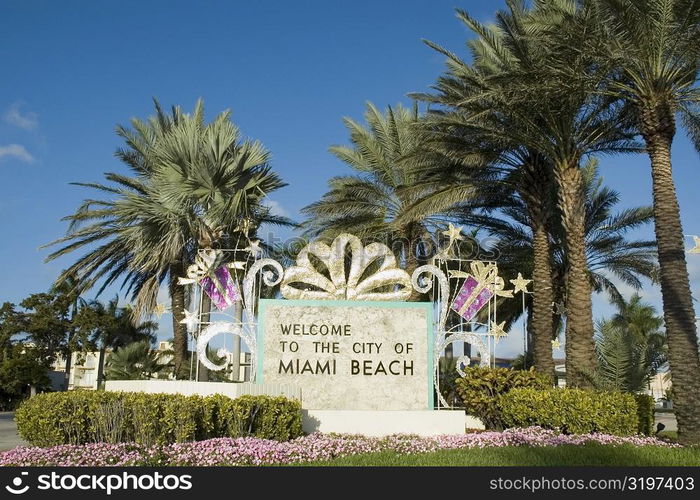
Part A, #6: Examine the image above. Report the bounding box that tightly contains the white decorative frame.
[181,233,515,409]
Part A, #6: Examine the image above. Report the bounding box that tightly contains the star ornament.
[551,338,562,350]
[442,223,464,244]
[510,273,532,294]
[152,303,168,319]
[490,321,508,342]
[686,235,700,254]
[245,239,263,257]
[179,309,199,332]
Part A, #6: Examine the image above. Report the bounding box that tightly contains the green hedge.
[499,388,639,436]
[15,391,302,447]
[634,394,655,436]
[454,367,552,430]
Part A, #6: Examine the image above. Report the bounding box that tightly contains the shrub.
[454,367,552,429]
[15,391,302,447]
[499,388,639,436]
[634,394,655,436]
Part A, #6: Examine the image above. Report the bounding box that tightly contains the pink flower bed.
[0,427,678,467]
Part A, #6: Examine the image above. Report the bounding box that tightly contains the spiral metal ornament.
[434,331,490,407]
[243,258,284,320]
[411,264,449,332]
[196,322,254,372]
[455,355,471,378]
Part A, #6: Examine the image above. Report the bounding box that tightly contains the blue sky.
[1,1,698,357]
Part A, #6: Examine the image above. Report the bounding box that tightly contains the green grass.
[299,443,700,466]
[658,430,678,440]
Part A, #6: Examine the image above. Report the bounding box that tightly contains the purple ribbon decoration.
[451,275,494,321]
[200,266,241,311]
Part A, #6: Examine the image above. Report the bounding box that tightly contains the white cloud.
[265,199,289,217]
[0,144,34,163]
[3,102,38,131]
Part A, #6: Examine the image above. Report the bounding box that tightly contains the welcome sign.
[257,299,434,410]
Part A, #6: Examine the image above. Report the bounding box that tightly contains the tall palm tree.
[301,102,483,283]
[595,293,667,393]
[481,160,657,352]
[592,0,700,444]
[44,100,289,378]
[417,1,638,386]
[412,105,558,376]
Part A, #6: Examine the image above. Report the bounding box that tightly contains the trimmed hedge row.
[15,391,303,447]
[499,388,639,436]
[454,368,650,436]
[454,367,552,430]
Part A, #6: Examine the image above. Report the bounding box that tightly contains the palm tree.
[481,160,657,353]
[595,293,667,393]
[417,1,638,386]
[44,100,289,378]
[592,0,700,444]
[413,111,559,377]
[104,340,167,380]
[49,272,87,390]
[301,102,482,284]
[74,297,158,385]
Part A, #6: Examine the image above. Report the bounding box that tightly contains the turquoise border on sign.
[256,299,435,410]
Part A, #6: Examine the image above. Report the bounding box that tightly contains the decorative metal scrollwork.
[182,231,517,396]
[434,331,490,407]
[411,264,449,332]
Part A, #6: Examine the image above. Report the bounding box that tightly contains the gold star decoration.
[235,217,254,237]
[245,239,263,257]
[687,235,700,254]
[442,223,464,244]
[179,309,199,332]
[551,338,562,350]
[510,273,532,294]
[489,321,508,342]
[152,303,168,318]
[434,223,464,261]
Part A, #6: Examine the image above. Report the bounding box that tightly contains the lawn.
[303,443,700,466]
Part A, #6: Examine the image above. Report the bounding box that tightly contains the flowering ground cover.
[1,427,692,467]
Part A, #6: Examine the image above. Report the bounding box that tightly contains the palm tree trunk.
[197,293,211,382]
[521,157,556,379]
[96,346,106,389]
[169,261,189,379]
[531,221,555,379]
[63,302,79,390]
[231,301,242,381]
[63,350,73,391]
[641,106,700,444]
[555,163,596,388]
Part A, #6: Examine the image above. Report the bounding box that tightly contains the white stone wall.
[104,380,301,400]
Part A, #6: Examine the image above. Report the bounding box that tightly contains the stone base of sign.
[302,409,477,436]
[104,380,301,400]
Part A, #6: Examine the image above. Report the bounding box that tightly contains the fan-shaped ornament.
[280,233,412,301]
